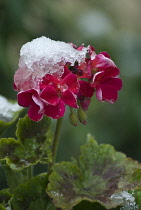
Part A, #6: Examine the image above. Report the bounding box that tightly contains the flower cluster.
[14,37,122,123]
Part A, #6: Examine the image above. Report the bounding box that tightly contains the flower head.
[14,37,122,122]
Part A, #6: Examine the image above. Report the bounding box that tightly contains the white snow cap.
[19,36,88,76]
[15,37,88,92]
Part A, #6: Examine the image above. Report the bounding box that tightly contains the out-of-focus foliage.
[0,0,141,187]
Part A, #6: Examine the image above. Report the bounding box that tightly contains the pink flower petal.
[91,71,103,88]
[99,52,111,58]
[96,84,118,103]
[91,70,121,88]
[40,86,60,105]
[28,103,43,121]
[18,89,37,107]
[32,93,44,113]
[79,80,94,98]
[90,53,118,74]
[44,100,65,119]
[102,67,120,78]
[95,86,103,102]
[70,43,85,51]
[87,45,96,59]
[61,90,78,108]
[61,73,79,94]
[61,65,71,79]
[13,83,17,91]
[40,74,59,90]
[102,77,122,91]
[78,60,91,78]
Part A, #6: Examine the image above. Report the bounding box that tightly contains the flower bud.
[69,109,78,126]
[78,106,87,125]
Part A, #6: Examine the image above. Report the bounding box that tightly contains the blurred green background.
[0,0,141,183]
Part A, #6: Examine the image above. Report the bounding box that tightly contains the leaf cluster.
[0,116,141,209]
[0,115,52,171]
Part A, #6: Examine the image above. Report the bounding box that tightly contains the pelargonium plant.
[0,37,141,210]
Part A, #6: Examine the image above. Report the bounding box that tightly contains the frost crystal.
[0,95,22,122]
[19,36,87,76]
[111,191,136,207]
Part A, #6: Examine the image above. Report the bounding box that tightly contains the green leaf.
[0,115,52,170]
[0,204,6,210]
[11,173,56,210]
[73,200,120,210]
[0,95,23,135]
[47,135,141,210]
[0,188,13,209]
[133,188,141,209]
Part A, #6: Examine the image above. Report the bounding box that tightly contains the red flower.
[39,73,79,119]
[17,72,80,120]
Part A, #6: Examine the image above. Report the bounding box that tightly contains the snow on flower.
[14,37,122,122]
[14,37,87,92]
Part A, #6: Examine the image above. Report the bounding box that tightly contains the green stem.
[48,117,63,173]
[27,165,33,179]
[52,117,63,163]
